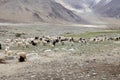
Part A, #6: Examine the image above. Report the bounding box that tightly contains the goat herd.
[0,35,120,63]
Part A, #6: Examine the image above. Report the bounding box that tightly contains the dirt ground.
[0,24,120,80]
[0,48,120,80]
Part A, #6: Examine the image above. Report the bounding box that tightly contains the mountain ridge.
[0,0,87,24]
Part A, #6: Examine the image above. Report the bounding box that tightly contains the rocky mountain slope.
[0,0,87,23]
[63,0,120,18]
[0,0,119,24]
[92,0,120,18]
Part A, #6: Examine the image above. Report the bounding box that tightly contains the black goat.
[0,43,2,49]
[52,39,59,46]
[35,37,39,40]
[31,41,37,46]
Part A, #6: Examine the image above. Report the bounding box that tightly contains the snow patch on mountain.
[95,0,101,4]
[54,0,92,13]
[54,0,84,13]
[104,0,112,5]
[91,0,113,6]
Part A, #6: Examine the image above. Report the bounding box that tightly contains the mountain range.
[0,0,87,23]
[63,0,120,18]
[0,0,119,24]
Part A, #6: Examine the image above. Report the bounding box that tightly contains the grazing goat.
[59,37,68,45]
[41,38,51,46]
[69,37,75,42]
[52,39,59,47]
[39,37,43,41]
[0,43,2,49]
[17,52,27,62]
[4,47,14,56]
[31,40,37,46]
[114,37,120,41]
[79,38,87,44]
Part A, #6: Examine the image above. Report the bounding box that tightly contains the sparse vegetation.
[0,0,120,79]
[62,30,120,38]
[15,33,22,37]
[0,25,120,80]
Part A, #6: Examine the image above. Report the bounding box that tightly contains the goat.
[31,40,37,46]
[52,39,59,47]
[69,37,75,42]
[79,38,87,44]
[0,43,2,49]
[17,52,27,62]
[4,47,14,56]
[35,37,39,40]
